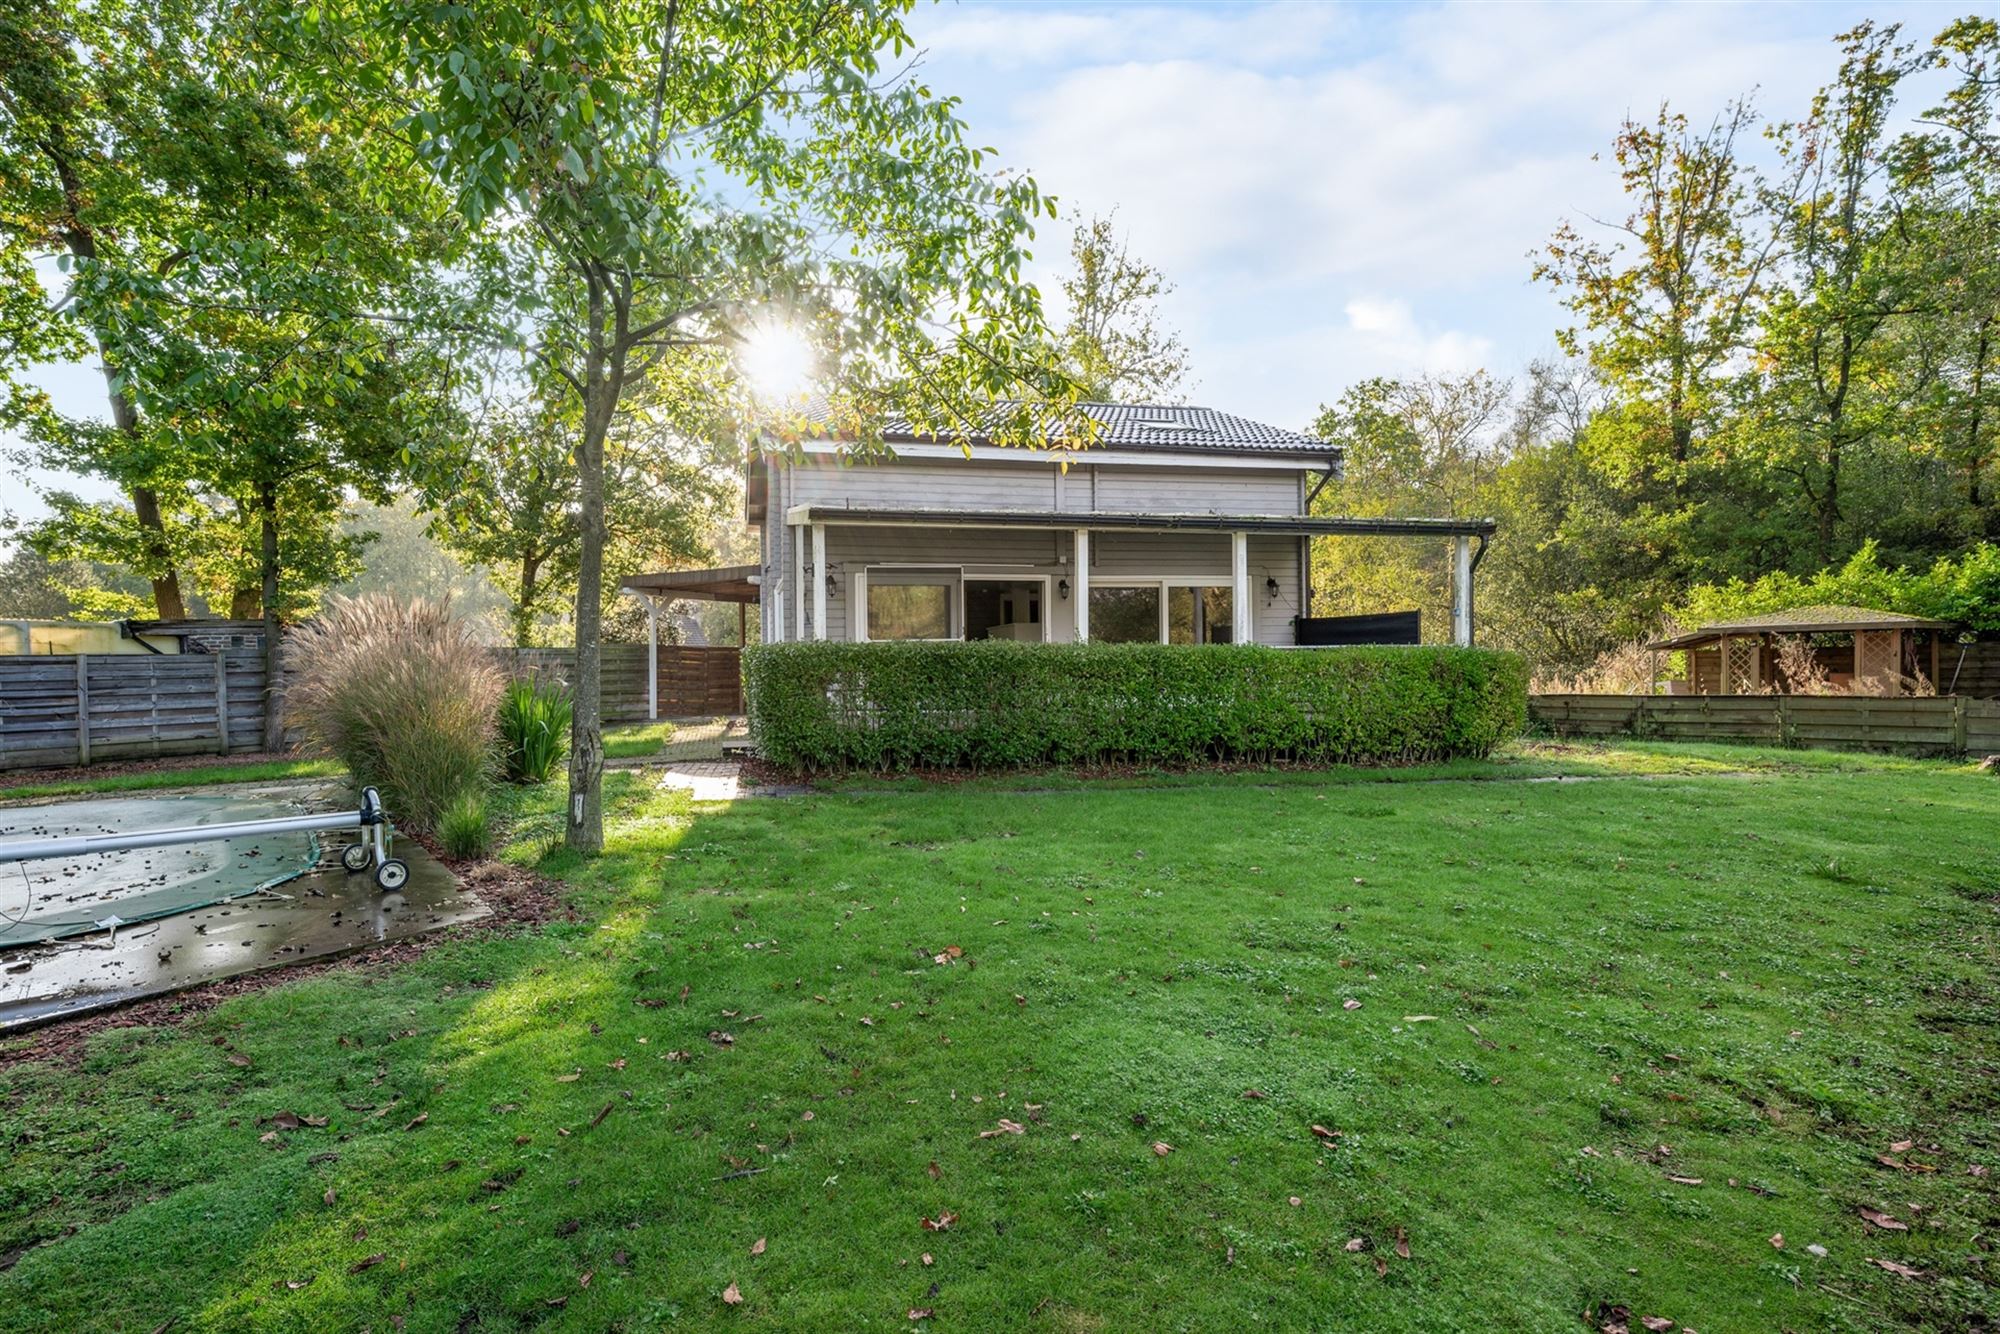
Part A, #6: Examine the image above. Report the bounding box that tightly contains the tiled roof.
[797,399,1335,458]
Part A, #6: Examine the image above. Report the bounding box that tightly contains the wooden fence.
[0,642,745,773]
[496,645,742,721]
[0,650,270,771]
[1531,692,2000,755]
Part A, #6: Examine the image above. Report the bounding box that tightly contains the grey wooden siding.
[766,454,1315,645]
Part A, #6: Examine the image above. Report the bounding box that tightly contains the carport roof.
[619,564,761,604]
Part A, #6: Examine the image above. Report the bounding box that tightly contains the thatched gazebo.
[1645,604,1956,697]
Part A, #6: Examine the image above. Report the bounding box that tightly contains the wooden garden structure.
[1645,604,1956,697]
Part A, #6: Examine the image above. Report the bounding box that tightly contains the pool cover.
[0,794,321,947]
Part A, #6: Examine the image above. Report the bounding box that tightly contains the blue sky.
[4,0,1979,525]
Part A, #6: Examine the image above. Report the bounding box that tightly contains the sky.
[4,0,1979,526]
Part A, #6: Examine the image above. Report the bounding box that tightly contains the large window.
[1089,585,1162,643]
[1091,581,1236,643]
[866,582,953,640]
[1168,586,1233,644]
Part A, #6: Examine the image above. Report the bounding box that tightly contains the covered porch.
[619,564,759,719]
[770,507,1496,649]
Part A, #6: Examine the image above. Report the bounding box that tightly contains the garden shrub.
[286,594,503,832]
[745,641,1527,772]
[437,788,493,860]
[499,675,573,783]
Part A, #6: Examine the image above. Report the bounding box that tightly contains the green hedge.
[745,641,1527,771]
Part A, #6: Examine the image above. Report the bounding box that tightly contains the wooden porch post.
[1230,531,1251,644]
[1450,535,1473,647]
[644,594,658,721]
[738,601,748,647]
[810,523,827,642]
[1719,635,1732,694]
[1073,529,1091,642]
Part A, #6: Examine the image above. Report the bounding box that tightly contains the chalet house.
[620,402,1495,714]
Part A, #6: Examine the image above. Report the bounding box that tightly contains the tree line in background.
[1311,18,2000,675]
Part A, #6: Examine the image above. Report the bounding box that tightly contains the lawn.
[1,742,1995,1331]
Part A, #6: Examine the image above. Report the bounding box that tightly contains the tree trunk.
[258,481,286,752]
[514,555,541,647]
[565,278,616,855]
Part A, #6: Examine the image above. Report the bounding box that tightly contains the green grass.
[604,720,677,760]
[2,745,1996,1331]
[0,756,342,801]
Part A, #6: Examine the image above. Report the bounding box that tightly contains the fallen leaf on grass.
[323,1187,336,1206]
[1639,1318,1675,1333]
[1859,1207,1907,1231]
[554,1073,581,1083]
[921,1211,957,1232]
[1342,999,1362,1011]
[926,1160,942,1180]
[1344,1238,1366,1252]
[750,1237,765,1257]
[1241,1089,1267,1100]
[348,1253,386,1274]
[1888,1138,1914,1153]
[1288,1196,1301,1207]
[1310,1124,1340,1142]
[1769,1232,1785,1249]
[403,1113,427,1132]
[977,1119,1026,1139]
[921,1253,933,1266]
[722,1281,744,1305]
[907,1309,933,1321]
[1402,1015,1438,1023]
[1394,1226,1410,1259]
[264,1111,328,1130]
[579,1270,593,1289]
[260,1131,282,1145]
[226,1052,252,1068]
[708,1031,735,1047]
[1664,1174,1703,1186]
[283,1276,315,1290]
[589,1103,613,1129]
[1151,1142,1173,1157]
[1866,1256,1924,1278]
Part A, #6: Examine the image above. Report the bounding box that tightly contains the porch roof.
[783,505,1496,539]
[1644,604,1955,650]
[619,564,761,604]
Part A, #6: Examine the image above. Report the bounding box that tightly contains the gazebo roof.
[1645,603,1955,650]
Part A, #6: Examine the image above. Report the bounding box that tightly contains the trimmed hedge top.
[745,641,1526,772]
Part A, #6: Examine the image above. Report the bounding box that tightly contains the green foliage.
[1675,541,2000,632]
[435,787,492,860]
[1056,213,1190,402]
[283,595,502,832]
[498,676,573,785]
[746,642,1526,772]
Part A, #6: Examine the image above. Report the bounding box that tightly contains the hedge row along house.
[622,402,1495,714]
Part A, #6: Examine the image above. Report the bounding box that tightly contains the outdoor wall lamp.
[1265,576,1280,601]
[825,567,841,596]
[1058,578,1071,600]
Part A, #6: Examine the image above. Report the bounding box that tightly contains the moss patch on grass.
[0,749,1994,1331]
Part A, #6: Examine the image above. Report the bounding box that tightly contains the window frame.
[1088,576,1237,644]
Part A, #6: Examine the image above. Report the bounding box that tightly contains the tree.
[1536,101,1789,581]
[291,0,1078,852]
[1740,23,1921,565]
[430,394,726,647]
[0,0,207,616]
[1308,372,1511,638]
[1055,213,1190,402]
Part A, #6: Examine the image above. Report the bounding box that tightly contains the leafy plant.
[499,676,573,784]
[285,594,502,832]
[745,642,1526,772]
[437,787,492,860]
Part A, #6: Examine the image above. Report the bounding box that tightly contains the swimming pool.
[0,794,320,946]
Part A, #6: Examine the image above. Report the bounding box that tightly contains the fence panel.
[1530,693,1994,755]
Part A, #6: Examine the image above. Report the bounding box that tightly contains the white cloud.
[910,0,1893,421]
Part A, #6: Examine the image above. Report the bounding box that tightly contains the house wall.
[762,452,1315,645]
